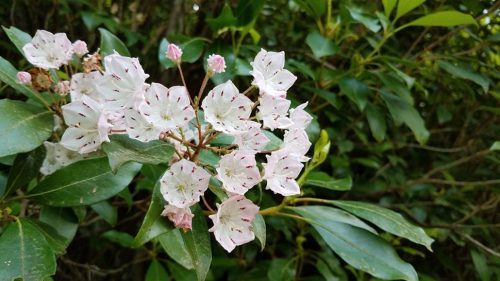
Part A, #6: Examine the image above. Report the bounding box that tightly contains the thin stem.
[177,64,193,105]
[196,72,211,107]
[201,196,215,213]
[274,212,309,223]
[242,85,256,96]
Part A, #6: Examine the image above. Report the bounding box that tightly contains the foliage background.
[0,0,499,280]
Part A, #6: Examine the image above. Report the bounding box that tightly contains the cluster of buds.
[19,30,312,253]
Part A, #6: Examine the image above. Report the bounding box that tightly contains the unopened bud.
[16,71,32,85]
[55,81,70,96]
[72,40,89,57]
[166,43,182,63]
[207,54,226,73]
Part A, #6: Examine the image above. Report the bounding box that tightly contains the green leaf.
[166,261,197,281]
[28,219,68,255]
[267,258,296,281]
[91,200,118,226]
[306,31,338,58]
[471,250,491,281]
[28,158,140,206]
[366,103,387,142]
[293,208,418,281]
[159,229,194,269]
[102,134,175,172]
[310,130,331,169]
[198,149,221,168]
[0,219,56,281]
[206,4,237,31]
[3,145,45,198]
[339,78,369,111]
[0,57,40,100]
[99,28,130,56]
[331,200,434,251]
[437,60,490,93]
[159,38,205,69]
[133,183,172,247]
[292,0,326,19]
[291,206,378,234]
[234,0,265,26]
[382,0,397,17]
[396,0,426,19]
[347,6,381,33]
[305,172,352,191]
[0,99,53,157]
[252,214,266,251]
[490,141,500,151]
[262,130,284,151]
[146,260,170,281]
[381,90,429,144]
[39,206,79,244]
[180,205,212,281]
[101,230,135,248]
[2,26,32,55]
[406,11,476,27]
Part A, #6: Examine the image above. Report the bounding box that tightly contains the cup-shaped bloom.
[98,52,149,110]
[263,149,304,196]
[161,205,194,230]
[289,102,312,130]
[209,195,259,252]
[207,54,226,73]
[22,30,73,69]
[282,129,311,162]
[216,150,262,195]
[160,159,211,208]
[40,141,87,175]
[202,80,254,135]
[72,40,88,57]
[233,125,270,152]
[250,49,297,98]
[60,96,110,153]
[256,95,293,130]
[16,71,31,85]
[166,43,182,63]
[139,83,195,131]
[124,108,162,142]
[70,71,103,102]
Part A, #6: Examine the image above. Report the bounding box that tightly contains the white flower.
[233,125,270,152]
[70,71,103,102]
[166,43,182,63]
[250,49,297,98]
[289,102,312,130]
[60,96,110,153]
[139,83,195,131]
[161,205,194,230]
[263,149,304,196]
[16,71,31,84]
[216,150,262,195]
[209,195,259,252]
[40,141,86,175]
[207,54,226,73]
[201,80,256,135]
[124,108,162,142]
[256,95,293,130]
[72,40,88,57]
[160,159,211,208]
[55,81,70,96]
[98,52,149,110]
[282,129,311,162]
[22,30,73,69]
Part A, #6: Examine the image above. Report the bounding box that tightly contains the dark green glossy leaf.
[0,219,56,281]
[28,158,140,206]
[39,206,79,243]
[306,32,338,58]
[159,229,194,269]
[339,78,369,111]
[206,4,237,31]
[252,214,266,251]
[99,28,130,56]
[28,219,68,255]
[293,207,418,281]
[3,145,45,198]
[331,201,434,250]
[101,230,135,248]
[437,60,489,93]
[102,134,175,172]
[2,26,32,55]
[0,99,53,157]
[305,171,352,191]
[234,0,265,26]
[91,200,118,226]
[146,260,170,281]
[366,103,387,142]
[0,56,40,100]
[292,0,326,19]
[267,258,296,281]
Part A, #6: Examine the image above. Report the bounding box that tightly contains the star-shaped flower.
[40,141,87,175]
[209,195,259,252]
[256,95,293,130]
[232,125,270,152]
[250,49,297,98]
[22,30,73,69]
[123,107,162,142]
[282,129,311,162]
[160,159,211,208]
[70,71,103,102]
[202,80,256,135]
[289,102,312,130]
[263,149,304,196]
[216,150,262,195]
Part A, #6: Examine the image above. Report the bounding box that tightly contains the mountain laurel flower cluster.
[20,30,312,253]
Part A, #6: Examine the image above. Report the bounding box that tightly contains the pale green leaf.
[306,31,338,58]
[406,11,476,27]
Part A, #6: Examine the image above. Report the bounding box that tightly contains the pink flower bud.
[16,71,32,85]
[207,54,226,73]
[161,205,193,230]
[166,43,182,63]
[55,80,70,96]
[72,40,89,57]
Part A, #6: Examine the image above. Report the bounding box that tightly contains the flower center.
[176,184,186,192]
[162,114,171,121]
